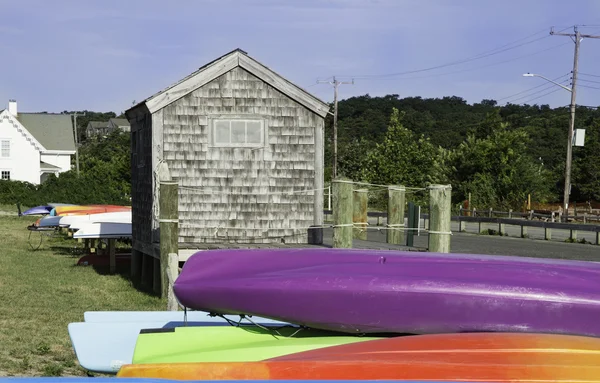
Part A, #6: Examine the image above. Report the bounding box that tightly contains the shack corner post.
[428,184,452,253]
[159,170,179,301]
[332,177,354,248]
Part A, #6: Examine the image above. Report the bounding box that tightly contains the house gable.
[132,49,330,119]
[0,110,45,152]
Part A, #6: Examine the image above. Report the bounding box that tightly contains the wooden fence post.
[166,252,180,311]
[428,184,452,253]
[333,178,353,248]
[159,180,179,298]
[353,189,368,240]
[387,185,406,245]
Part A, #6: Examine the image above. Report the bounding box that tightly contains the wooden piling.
[386,185,405,245]
[332,178,353,248]
[353,189,368,240]
[428,184,452,253]
[166,253,180,311]
[159,180,179,298]
[153,258,161,295]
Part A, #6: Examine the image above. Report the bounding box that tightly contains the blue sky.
[1,0,600,114]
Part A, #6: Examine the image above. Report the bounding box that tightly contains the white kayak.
[72,222,132,239]
[61,211,131,229]
[37,215,63,227]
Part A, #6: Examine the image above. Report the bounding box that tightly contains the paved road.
[322,219,600,262]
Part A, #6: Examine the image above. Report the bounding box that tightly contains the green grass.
[0,210,165,376]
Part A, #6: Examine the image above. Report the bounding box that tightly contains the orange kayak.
[53,205,131,216]
[116,333,600,381]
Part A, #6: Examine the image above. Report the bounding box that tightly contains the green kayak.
[132,325,383,364]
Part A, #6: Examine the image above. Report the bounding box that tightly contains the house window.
[1,171,10,180]
[212,119,264,147]
[1,140,9,158]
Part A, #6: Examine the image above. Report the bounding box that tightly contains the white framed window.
[1,171,10,180]
[1,140,9,158]
[211,118,265,148]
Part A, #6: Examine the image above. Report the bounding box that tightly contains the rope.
[330,179,426,191]
[179,185,328,196]
[210,313,305,338]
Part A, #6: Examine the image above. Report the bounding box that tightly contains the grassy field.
[0,206,164,377]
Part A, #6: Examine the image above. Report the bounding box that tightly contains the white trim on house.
[42,149,77,155]
[139,50,331,118]
[0,110,45,152]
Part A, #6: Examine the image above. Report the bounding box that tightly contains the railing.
[459,207,600,224]
[323,209,600,245]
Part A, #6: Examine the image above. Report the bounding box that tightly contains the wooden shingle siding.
[161,67,318,244]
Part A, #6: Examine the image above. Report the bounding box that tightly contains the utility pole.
[318,76,353,179]
[71,112,86,176]
[550,26,600,221]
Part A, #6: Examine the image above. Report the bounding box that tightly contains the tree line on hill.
[326,94,600,211]
[0,94,598,212]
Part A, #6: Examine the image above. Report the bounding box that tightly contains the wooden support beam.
[160,180,179,298]
[141,254,153,289]
[108,238,116,274]
[332,178,353,248]
[131,247,143,283]
[153,258,161,295]
[353,189,368,241]
[428,184,452,253]
[386,185,405,245]
[166,253,179,311]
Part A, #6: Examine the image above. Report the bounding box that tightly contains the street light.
[523,72,576,221]
[522,73,572,92]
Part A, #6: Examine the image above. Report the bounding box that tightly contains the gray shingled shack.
[125,49,330,262]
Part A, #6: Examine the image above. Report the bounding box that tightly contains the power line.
[495,73,571,102]
[518,87,564,105]
[579,72,600,78]
[506,79,571,104]
[579,84,600,90]
[332,26,573,80]
[335,41,571,84]
[579,78,600,84]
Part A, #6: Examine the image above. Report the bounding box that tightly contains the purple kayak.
[173,248,600,336]
[22,205,52,215]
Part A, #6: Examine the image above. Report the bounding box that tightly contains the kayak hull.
[173,248,600,336]
[132,326,381,365]
[117,333,600,381]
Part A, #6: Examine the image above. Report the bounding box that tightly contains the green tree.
[447,122,553,210]
[361,108,444,187]
[573,119,600,201]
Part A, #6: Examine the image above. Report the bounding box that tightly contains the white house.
[0,100,76,184]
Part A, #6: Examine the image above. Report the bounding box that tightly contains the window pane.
[231,121,246,144]
[1,141,9,157]
[246,121,262,144]
[214,120,230,144]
